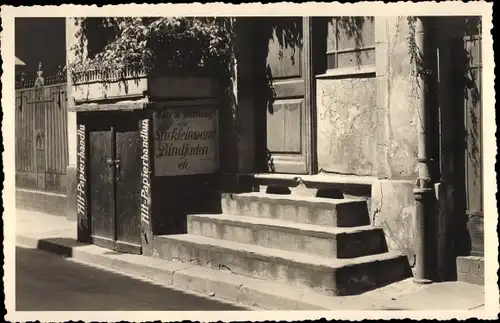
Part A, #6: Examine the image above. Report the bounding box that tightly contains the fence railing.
[15,82,68,194]
[16,72,67,90]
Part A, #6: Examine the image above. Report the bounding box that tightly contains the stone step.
[188,214,388,259]
[221,192,370,227]
[154,234,412,296]
[252,173,374,198]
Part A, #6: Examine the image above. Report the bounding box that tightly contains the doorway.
[452,31,483,257]
[88,113,143,254]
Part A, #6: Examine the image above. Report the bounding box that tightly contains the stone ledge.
[316,66,376,79]
[253,173,378,186]
[252,173,376,198]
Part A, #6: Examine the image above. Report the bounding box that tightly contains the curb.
[15,234,488,312]
[16,234,335,310]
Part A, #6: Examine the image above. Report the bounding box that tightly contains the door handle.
[115,159,120,171]
[106,159,114,166]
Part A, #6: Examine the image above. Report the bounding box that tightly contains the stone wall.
[456,256,484,286]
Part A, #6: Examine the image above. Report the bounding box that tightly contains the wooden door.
[115,118,143,253]
[263,17,311,174]
[88,114,142,254]
[89,128,115,248]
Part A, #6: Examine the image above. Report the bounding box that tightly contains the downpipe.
[412,17,436,284]
[414,183,434,284]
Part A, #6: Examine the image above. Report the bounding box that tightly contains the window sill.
[316,66,376,79]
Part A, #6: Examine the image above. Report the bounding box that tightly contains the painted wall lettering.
[140,119,151,226]
[153,107,219,176]
[76,124,86,215]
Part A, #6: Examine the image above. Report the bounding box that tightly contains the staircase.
[154,191,412,296]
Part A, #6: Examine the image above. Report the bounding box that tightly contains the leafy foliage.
[406,16,430,79]
[69,17,234,81]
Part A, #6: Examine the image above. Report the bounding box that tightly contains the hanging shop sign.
[153,106,218,176]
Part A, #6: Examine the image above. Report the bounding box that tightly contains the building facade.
[224,16,484,283]
[65,16,484,286]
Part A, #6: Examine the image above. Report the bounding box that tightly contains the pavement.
[16,246,245,311]
[12,208,489,313]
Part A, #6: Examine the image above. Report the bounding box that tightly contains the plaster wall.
[370,17,419,262]
[316,16,418,180]
[317,77,377,176]
[371,179,416,263]
[316,17,422,262]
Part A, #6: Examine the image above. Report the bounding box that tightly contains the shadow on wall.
[250,17,303,173]
[249,17,371,173]
[329,16,374,68]
[449,17,483,263]
[151,175,222,236]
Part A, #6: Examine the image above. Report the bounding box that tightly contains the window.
[325,17,375,70]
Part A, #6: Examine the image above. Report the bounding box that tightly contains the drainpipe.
[413,16,435,284]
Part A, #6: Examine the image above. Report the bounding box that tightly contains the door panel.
[265,17,308,174]
[115,127,142,252]
[89,130,115,242]
[267,99,303,153]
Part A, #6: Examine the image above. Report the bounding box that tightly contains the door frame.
[304,17,318,175]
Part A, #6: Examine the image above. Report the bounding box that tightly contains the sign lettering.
[76,124,86,216]
[140,119,151,226]
[153,107,218,176]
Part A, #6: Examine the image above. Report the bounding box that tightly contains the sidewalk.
[14,208,486,312]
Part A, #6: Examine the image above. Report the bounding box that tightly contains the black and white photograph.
[1,2,497,321]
